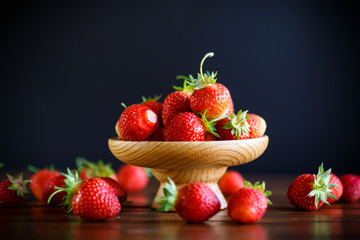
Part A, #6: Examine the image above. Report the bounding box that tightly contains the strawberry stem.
[200,52,214,84]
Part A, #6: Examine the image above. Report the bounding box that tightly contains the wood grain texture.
[108,136,269,210]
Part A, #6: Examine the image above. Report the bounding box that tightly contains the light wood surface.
[108,136,269,209]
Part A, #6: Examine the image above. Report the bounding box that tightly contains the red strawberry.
[287,163,338,210]
[29,168,61,201]
[50,169,121,220]
[0,173,31,207]
[327,173,343,204]
[215,110,250,140]
[148,127,164,141]
[228,181,271,223]
[187,53,231,120]
[340,174,360,203]
[157,178,220,223]
[116,104,159,141]
[117,165,150,192]
[218,170,244,195]
[41,174,66,205]
[101,177,127,203]
[162,82,193,126]
[247,113,267,138]
[76,157,118,181]
[141,95,163,126]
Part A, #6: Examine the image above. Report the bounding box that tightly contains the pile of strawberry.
[115,52,267,142]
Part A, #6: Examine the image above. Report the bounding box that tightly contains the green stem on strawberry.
[222,110,250,139]
[244,180,272,205]
[141,95,162,103]
[7,173,31,197]
[156,177,178,212]
[199,52,214,84]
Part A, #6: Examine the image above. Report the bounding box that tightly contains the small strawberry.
[218,170,244,195]
[115,104,159,141]
[117,165,150,192]
[227,181,271,223]
[157,178,220,223]
[141,95,163,126]
[247,113,267,138]
[186,52,231,120]
[41,174,66,205]
[162,81,193,126]
[28,166,61,201]
[76,157,118,181]
[340,174,360,203]
[287,163,338,210]
[215,110,250,140]
[101,177,127,203]
[0,173,31,207]
[49,169,121,221]
[327,173,343,204]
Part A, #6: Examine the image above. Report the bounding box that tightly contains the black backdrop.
[1,0,359,175]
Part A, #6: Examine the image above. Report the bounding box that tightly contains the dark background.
[1,0,359,175]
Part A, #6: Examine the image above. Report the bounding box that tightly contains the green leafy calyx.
[222,110,250,139]
[308,163,337,209]
[244,180,272,205]
[141,95,162,103]
[156,177,178,212]
[75,157,115,178]
[7,173,31,197]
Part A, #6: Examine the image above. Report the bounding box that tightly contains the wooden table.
[1,174,360,240]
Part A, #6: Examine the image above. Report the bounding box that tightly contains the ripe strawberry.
[41,174,66,205]
[50,169,121,221]
[327,173,343,204]
[187,53,231,120]
[117,165,150,192]
[101,177,127,203]
[148,127,164,141]
[218,170,244,195]
[141,95,163,126]
[157,178,220,223]
[76,157,118,181]
[115,104,159,141]
[0,173,31,207]
[29,167,61,201]
[228,181,271,223]
[287,163,338,210]
[162,81,193,126]
[340,174,360,203]
[247,113,267,138]
[215,110,250,140]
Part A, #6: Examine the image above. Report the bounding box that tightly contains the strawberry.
[340,174,360,203]
[29,167,61,201]
[327,173,343,204]
[287,163,338,210]
[117,165,150,192]
[162,81,193,126]
[41,174,66,205]
[247,113,267,138]
[0,173,31,207]
[141,95,163,126]
[215,110,250,140]
[227,181,271,223]
[186,52,231,120]
[50,169,121,221]
[148,127,164,141]
[101,177,127,203]
[157,178,220,223]
[218,170,244,195]
[228,94,235,114]
[115,104,159,141]
[76,157,118,181]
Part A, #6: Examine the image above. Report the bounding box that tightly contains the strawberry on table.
[227,181,272,223]
[340,174,360,203]
[49,169,121,221]
[141,95,163,126]
[41,174,66,205]
[215,110,250,140]
[100,177,127,203]
[327,173,343,204]
[287,163,338,210]
[218,170,244,195]
[117,164,150,192]
[0,173,31,207]
[247,113,267,138]
[115,104,159,141]
[157,178,220,223]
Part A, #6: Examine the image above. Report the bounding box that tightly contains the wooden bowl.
[108,135,269,210]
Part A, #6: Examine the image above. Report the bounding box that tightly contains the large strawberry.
[117,164,150,192]
[0,173,31,207]
[187,52,231,120]
[247,113,267,138]
[215,110,250,140]
[218,170,244,195]
[228,181,271,223]
[76,157,118,181]
[287,163,338,210]
[157,178,220,223]
[49,169,121,221]
[141,95,163,126]
[162,81,193,126]
[340,174,360,203]
[116,104,159,141]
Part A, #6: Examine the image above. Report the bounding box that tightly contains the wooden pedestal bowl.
[108,135,269,210]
